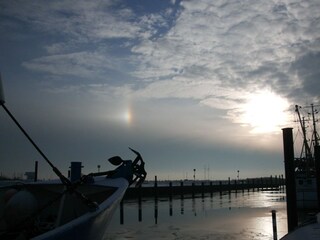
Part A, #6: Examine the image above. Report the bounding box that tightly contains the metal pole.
[282,128,298,232]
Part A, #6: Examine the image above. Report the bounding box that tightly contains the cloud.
[3,0,320,127]
[289,51,320,102]
[22,50,137,85]
[1,0,138,40]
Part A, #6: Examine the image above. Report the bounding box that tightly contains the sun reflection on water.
[106,190,288,240]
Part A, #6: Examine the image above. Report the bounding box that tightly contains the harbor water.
[105,188,288,240]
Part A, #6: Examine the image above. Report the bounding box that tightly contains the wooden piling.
[120,200,124,224]
[34,160,38,182]
[201,182,204,198]
[192,182,195,199]
[252,179,255,192]
[138,184,142,222]
[271,210,278,240]
[180,181,184,199]
[282,127,298,232]
[154,176,158,224]
[169,181,173,216]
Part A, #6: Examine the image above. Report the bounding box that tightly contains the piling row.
[124,176,285,199]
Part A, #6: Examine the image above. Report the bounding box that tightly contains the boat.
[280,104,320,239]
[0,76,147,239]
[294,104,319,209]
[280,213,320,240]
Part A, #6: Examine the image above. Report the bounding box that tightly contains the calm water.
[105,189,288,240]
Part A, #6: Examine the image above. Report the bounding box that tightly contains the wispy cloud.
[2,0,320,131]
[3,0,320,179]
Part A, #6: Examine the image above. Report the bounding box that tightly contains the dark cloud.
[290,51,320,102]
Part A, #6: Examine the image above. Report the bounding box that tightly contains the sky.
[0,0,320,181]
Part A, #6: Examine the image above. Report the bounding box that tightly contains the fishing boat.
[280,213,320,240]
[294,104,319,209]
[0,76,147,239]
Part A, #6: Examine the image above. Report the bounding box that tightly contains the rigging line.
[0,77,98,210]
[1,104,52,165]
[0,102,99,210]
[0,80,99,207]
[0,103,70,186]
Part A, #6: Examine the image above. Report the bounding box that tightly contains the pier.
[116,177,286,229]
[124,175,285,199]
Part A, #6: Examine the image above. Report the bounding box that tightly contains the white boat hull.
[1,177,128,240]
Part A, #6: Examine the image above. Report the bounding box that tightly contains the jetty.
[124,175,285,199]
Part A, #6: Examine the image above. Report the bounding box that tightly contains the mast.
[295,105,312,159]
[295,104,320,177]
[310,104,319,147]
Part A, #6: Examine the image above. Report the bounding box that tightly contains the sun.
[240,90,290,134]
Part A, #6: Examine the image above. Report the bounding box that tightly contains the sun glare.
[241,90,290,134]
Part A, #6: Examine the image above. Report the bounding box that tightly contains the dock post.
[252,179,255,192]
[180,181,184,215]
[282,128,298,232]
[169,181,173,216]
[154,176,158,224]
[271,210,278,240]
[34,160,38,182]
[228,177,231,195]
[138,184,142,222]
[192,182,195,199]
[120,200,124,224]
[180,181,184,199]
[219,181,222,196]
[235,180,237,194]
[201,182,204,199]
[242,180,244,193]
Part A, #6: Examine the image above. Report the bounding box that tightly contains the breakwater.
[124,175,285,199]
